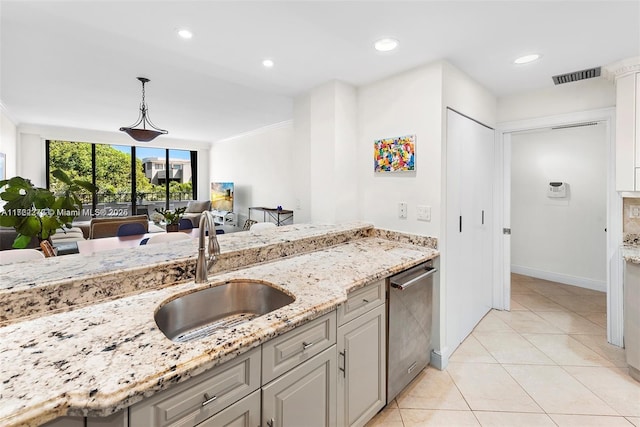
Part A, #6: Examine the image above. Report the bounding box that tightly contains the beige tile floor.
[367,274,640,427]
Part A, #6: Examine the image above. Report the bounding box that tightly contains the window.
[47,141,197,218]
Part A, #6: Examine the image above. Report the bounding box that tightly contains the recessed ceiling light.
[262,59,274,68]
[374,38,399,52]
[177,29,193,39]
[514,54,541,64]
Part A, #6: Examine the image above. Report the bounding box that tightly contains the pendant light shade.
[119,77,168,142]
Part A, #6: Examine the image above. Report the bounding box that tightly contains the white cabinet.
[43,417,84,427]
[262,346,337,427]
[624,262,640,382]
[262,311,336,384]
[196,389,261,427]
[129,347,261,426]
[337,304,386,427]
[87,411,128,427]
[615,72,640,191]
[211,210,237,227]
[42,410,127,427]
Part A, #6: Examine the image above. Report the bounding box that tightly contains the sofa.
[182,200,211,227]
[0,227,39,251]
[85,215,149,239]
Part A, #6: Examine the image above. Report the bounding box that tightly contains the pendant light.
[119,77,168,142]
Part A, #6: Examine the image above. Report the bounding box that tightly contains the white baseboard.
[511,265,606,292]
[430,347,451,371]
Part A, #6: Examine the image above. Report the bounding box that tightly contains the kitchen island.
[0,222,438,426]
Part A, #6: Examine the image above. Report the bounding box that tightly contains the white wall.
[357,62,444,235]
[308,81,359,224]
[209,122,295,225]
[497,78,615,123]
[511,123,608,290]
[0,109,18,178]
[293,94,312,223]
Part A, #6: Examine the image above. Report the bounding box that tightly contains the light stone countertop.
[0,225,438,426]
[0,222,378,324]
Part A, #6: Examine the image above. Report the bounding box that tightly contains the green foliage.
[0,171,97,248]
[154,207,186,225]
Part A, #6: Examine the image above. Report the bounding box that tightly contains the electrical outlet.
[631,205,640,219]
[417,205,431,221]
[398,202,407,219]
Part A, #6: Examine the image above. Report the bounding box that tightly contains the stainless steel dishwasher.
[387,261,436,403]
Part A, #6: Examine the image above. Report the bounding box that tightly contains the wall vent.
[552,67,601,85]
[551,121,599,130]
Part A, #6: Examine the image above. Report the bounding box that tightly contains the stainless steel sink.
[155,280,295,342]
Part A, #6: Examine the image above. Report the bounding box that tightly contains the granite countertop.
[622,245,640,264]
[0,222,378,325]
[0,224,438,426]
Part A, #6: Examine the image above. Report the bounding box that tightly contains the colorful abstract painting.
[374,134,416,172]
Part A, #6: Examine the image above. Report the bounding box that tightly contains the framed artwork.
[0,153,5,180]
[374,134,416,172]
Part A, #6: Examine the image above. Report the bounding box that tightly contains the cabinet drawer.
[129,347,260,427]
[262,311,336,384]
[195,389,260,427]
[337,279,385,326]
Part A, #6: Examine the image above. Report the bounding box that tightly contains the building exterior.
[142,157,192,185]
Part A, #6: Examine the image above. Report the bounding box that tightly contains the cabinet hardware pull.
[202,393,218,406]
[482,210,484,225]
[459,215,462,233]
[362,298,369,304]
[267,418,275,427]
[302,341,314,350]
[339,350,347,377]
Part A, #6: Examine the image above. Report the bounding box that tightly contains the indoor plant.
[154,206,186,232]
[0,170,96,248]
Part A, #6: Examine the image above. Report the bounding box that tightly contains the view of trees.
[48,141,192,204]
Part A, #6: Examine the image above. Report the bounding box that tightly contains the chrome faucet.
[195,211,221,283]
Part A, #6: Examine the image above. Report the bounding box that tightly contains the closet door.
[446,109,494,350]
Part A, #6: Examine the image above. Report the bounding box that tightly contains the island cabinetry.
[262,311,336,384]
[44,410,128,427]
[129,346,261,426]
[625,261,640,381]
[195,389,261,427]
[337,280,387,427]
[262,346,337,427]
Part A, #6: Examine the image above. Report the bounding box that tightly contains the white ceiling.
[1,1,638,143]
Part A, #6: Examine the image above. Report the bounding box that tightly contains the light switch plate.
[417,205,431,221]
[631,205,640,219]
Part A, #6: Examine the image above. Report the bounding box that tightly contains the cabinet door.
[196,390,260,427]
[42,417,84,427]
[262,346,336,427]
[615,73,637,190]
[337,304,386,427]
[129,347,260,427]
[87,410,128,427]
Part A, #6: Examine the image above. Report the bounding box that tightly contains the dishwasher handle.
[390,266,437,290]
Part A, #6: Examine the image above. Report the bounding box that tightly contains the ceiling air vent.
[552,67,601,85]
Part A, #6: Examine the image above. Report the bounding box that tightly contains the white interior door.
[446,109,495,350]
